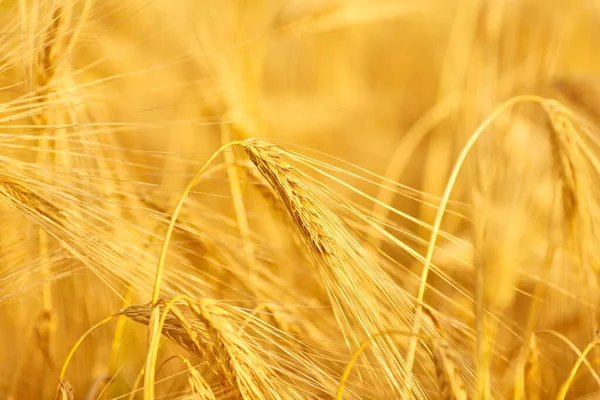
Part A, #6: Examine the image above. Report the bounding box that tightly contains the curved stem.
[151,140,241,304]
[403,95,547,394]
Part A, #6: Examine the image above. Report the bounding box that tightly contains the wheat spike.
[181,358,216,400]
[545,100,581,226]
[241,139,340,258]
[422,309,468,400]
[55,379,74,400]
[121,300,324,399]
[524,335,541,400]
[0,176,67,227]
[240,138,424,396]
[122,302,241,398]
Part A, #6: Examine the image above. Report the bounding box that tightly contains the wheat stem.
[404,94,547,398]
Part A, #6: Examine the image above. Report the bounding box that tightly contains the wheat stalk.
[181,357,216,400]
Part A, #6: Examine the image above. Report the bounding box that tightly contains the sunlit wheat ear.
[31,5,64,116]
[240,138,420,396]
[125,295,349,400]
[181,358,216,400]
[545,100,599,324]
[247,166,287,216]
[0,177,61,224]
[524,335,541,400]
[120,303,208,361]
[55,379,74,400]
[240,139,340,258]
[544,100,581,227]
[249,303,302,337]
[22,0,96,380]
[122,301,240,399]
[187,304,238,397]
[422,309,468,400]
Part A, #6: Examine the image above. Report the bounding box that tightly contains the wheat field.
[2,0,600,399]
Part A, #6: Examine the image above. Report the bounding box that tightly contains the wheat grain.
[545,100,581,226]
[120,303,208,361]
[241,139,341,258]
[524,334,541,400]
[422,308,468,400]
[181,358,216,400]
